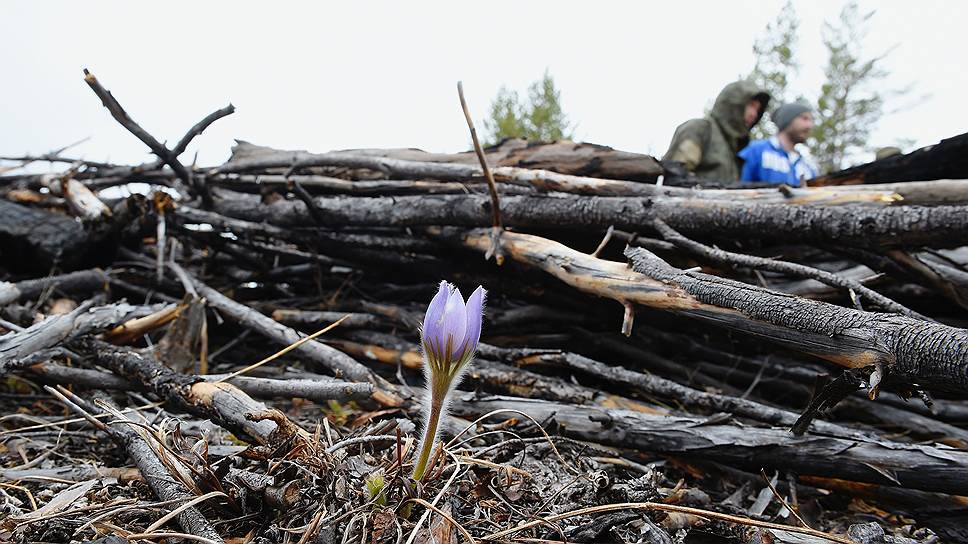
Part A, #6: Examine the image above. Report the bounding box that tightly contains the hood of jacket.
[709,80,770,151]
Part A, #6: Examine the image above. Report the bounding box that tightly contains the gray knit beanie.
[772,103,812,132]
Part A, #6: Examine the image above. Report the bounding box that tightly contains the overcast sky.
[2,1,966,171]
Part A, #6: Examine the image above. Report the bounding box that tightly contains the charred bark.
[457,229,968,393]
[212,191,968,247]
[0,268,109,306]
[624,245,968,392]
[79,338,311,448]
[814,131,968,185]
[0,302,169,372]
[450,395,968,495]
[27,361,374,403]
[0,200,91,271]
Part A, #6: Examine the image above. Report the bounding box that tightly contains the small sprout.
[325,400,348,425]
[412,280,486,481]
[364,470,387,507]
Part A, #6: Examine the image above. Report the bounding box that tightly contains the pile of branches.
[1,70,968,543]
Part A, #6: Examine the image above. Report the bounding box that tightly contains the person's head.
[710,80,771,144]
[773,103,814,144]
[744,99,766,129]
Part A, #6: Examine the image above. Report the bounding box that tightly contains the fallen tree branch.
[184,273,374,382]
[651,219,927,319]
[0,302,170,373]
[210,144,927,205]
[519,351,874,440]
[211,173,530,196]
[79,338,313,450]
[624,244,968,391]
[457,229,968,392]
[27,361,374,403]
[46,387,224,543]
[0,269,108,306]
[83,68,213,206]
[451,395,968,495]
[212,191,968,247]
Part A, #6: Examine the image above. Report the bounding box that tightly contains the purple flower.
[422,280,485,368]
[413,280,486,480]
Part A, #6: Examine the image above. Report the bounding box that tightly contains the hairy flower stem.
[412,395,445,481]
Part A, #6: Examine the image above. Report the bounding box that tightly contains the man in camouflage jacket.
[663,80,771,182]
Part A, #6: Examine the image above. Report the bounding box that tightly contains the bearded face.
[785,112,815,144]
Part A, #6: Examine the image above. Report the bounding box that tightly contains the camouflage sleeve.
[662,119,709,172]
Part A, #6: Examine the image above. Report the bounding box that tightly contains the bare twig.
[170,105,235,158]
[457,81,504,264]
[82,68,213,207]
[0,137,90,173]
[214,315,351,382]
[287,179,326,226]
[760,469,811,529]
[591,225,615,258]
[651,218,928,320]
[42,386,108,432]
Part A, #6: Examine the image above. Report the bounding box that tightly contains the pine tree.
[484,70,574,145]
[747,0,800,140]
[812,1,903,173]
[524,70,573,142]
[486,87,527,142]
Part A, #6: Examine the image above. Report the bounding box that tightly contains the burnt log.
[0,302,169,373]
[27,361,374,403]
[211,191,968,248]
[222,139,664,182]
[0,200,91,271]
[451,395,968,495]
[213,143,924,204]
[79,339,313,449]
[815,132,968,185]
[0,269,109,306]
[457,229,968,393]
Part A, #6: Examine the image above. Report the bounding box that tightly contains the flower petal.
[440,287,467,361]
[422,281,450,355]
[458,285,486,359]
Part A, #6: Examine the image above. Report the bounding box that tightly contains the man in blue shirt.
[738,102,817,186]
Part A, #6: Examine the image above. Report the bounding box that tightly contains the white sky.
[2,1,966,170]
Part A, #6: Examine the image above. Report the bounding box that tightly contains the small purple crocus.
[412,280,486,481]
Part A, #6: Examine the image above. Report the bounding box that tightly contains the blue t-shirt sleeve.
[738,144,760,181]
